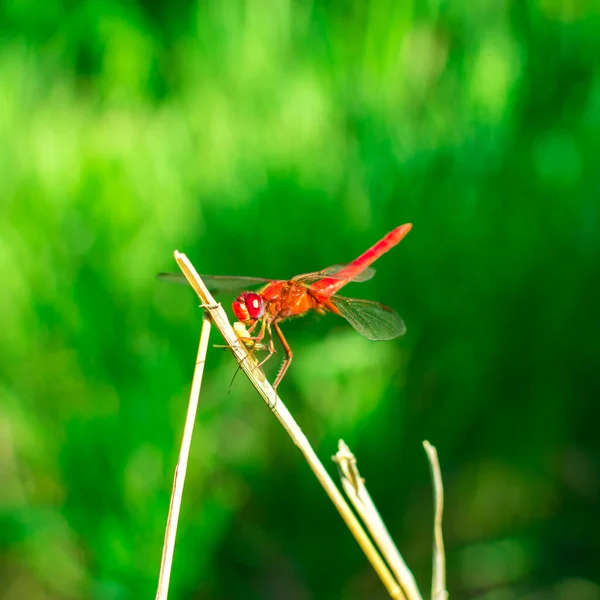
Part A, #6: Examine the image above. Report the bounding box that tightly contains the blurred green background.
[2,0,600,598]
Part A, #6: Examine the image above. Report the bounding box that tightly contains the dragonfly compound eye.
[244,292,265,319]
[233,292,264,322]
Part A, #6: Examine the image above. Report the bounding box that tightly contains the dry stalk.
[423,441,448,600]
[333,441,423,600]
[334,441,449,600]
[156,313,212,600]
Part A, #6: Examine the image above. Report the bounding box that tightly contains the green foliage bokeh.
[1,1,599,599]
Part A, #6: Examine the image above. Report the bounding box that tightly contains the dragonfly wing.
[329,295,406,341]
[156,272,188,285]
[292,264,375,285]
[156,273,273,293]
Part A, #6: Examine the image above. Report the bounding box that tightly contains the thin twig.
[155,313,212,600]
[172,251,405,600]
[423,441,448,600]
[334,441,423,600]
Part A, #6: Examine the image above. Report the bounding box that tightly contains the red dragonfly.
[158,223,412,389]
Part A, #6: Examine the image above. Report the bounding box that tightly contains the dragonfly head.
[233,292,265,323]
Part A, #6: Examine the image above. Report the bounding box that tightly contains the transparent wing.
[292,264,375,285]
[156,273,273,293]
[329,295,406,341]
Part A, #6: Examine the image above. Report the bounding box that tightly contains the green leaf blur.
[1,1,599,599]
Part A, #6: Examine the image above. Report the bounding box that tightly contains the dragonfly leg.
[228,319,267,355]
[224,320,273,393]
[223,321,271,393]
[236,318,267,346]
[272,321,293,391]
[255,321,276,371]
[246,319,261,335]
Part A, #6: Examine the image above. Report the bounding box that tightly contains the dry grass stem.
[423,441,448,600]
[334,441,423,600]
[172,250,405,599]
[156,312,212,600]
